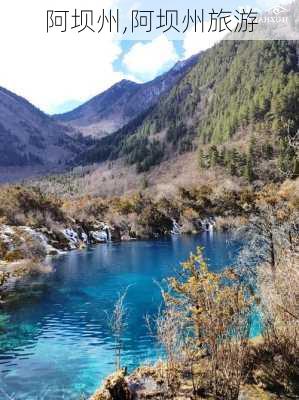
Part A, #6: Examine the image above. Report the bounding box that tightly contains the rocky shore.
[0,215,228,292]
[90,360,291,400]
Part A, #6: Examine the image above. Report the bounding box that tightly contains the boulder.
[91,370,133,400]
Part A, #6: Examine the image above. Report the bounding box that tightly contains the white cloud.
[123,35,179,81]
[183,24,227,58]
[0,0,126,114]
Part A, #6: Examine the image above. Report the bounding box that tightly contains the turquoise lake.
[0,232,252,399]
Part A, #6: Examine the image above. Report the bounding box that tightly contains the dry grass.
[214,215,248,231]
[31,151,246,201]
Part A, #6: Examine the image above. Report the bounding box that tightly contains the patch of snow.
[62,228,81,249]
[171,219,181,235]
[22,226,63,255]
[200,218,216,233]
[81,232,88,243]
[90,230,108,243]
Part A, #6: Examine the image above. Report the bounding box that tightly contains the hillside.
[0,87,92,182]
[78,40,299,178]
[1,41,298,188]
[0,55,199,184]
[54,55,199,138]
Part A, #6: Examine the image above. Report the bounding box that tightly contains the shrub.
[138,204,173,237]
[0,185,65,227]
[257,238,299,394]
[165,248,254,400]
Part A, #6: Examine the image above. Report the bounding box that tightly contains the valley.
[0,36,298,400]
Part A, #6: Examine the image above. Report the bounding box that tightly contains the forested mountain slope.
[0,55,198,183]
[78,41,299,175]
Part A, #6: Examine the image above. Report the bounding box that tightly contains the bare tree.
[107,287,130,371]
[156,305,185,398]
[236,192,299,287]
[278,130,299,179]
[257,231,299,394]
[145,301,187,399]
[236,185,299,394]
[181,334,203,399]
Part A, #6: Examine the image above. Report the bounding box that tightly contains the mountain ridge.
[54,54,200,138]
[0,54,200,182]
[76,40,299,175]
[0,85,87,175]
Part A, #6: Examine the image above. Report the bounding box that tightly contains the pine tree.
[198,149,206,168]
[228,148,240,176]
[262,141,274,160]
[224,148,232,168]
[208,145,219,167]
[292,158,299,178]
[278,138,296,176]
[219,146,227,166]
[243,154,255,182]
[249,135,257,160]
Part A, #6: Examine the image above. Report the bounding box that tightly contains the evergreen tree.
[228,149,240,176]
[219,146,227,166]
[249,136,257,160]
[198,149,206,168]
[262,141,274,160]
[278,138,296,175]
[292,158,299,178]
[208,145,219,167]
[243,154,255,182]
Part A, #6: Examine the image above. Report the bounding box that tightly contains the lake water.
[0,232,249,399]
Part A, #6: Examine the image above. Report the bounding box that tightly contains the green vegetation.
[0,36,298,400]
[198,135,299,182]
[145,41,299,143]
[77,41,299,176]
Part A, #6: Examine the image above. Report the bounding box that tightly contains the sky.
[0,0,292,115]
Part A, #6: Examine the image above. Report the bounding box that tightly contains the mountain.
[1,40,298,188]
[54,55,200,138]
[77,40,299,173]
[0,87,85,171]
[0,55,199,183]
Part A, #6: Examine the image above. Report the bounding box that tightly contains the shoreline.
[0,215,242,298]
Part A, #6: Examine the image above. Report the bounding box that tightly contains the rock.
[238,384,280,399]
[90,230,109,243]
[49,230,70,250]
[121,234,135,241]
[62,228,80,249]
[91,370,134,400]
[110,226,121,242]
[48,249,59,256]
[171,219,181,235]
